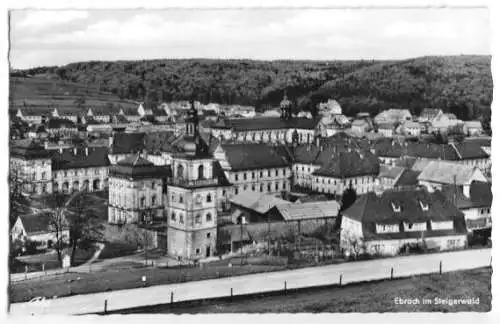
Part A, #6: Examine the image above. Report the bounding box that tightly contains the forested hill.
[13,55,492,120]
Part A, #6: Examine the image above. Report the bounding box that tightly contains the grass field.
[9,261,284,303]
[116,267,492,313]
[9,76,137,113]
[13,247,97,274]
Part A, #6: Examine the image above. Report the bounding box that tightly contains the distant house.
[340,188,468,257]
[374,109,412,125]
[418,108,443,123]
[318,99,342,116]
[11,214,70,250]
[442,181,492,232]
[377,123,395,137]
[401,121,421,137]
[350,119,371,134]
[417,160,487,191]
[463,121,483,136]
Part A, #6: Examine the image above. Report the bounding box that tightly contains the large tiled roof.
[10,140,51,159]
[394,169,421,187]
[230,192,288,215]
[378,165,405,180]
[451,142,489,160]
[342,188,467,240]
[270,200,340,221]
[46,118,77,129]
[372,140,461,160]
[221,143,290,171]
[110,153,171,179]
[441,181,492,210]
[18,214,66,235]
[51,147,110,170]
[417,161,485,185]
[313,150,379,178]
[211,117,317,131]
[420,108,442,118]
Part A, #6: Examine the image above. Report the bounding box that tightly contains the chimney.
[73,147,78,155]
[85,147,89,156]
[59,147,63,154]
[463,184,470,198]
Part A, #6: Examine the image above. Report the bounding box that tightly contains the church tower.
[280,90,292,121]
[166,102,223,260]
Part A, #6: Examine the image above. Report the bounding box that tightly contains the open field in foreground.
[115,267,492,313]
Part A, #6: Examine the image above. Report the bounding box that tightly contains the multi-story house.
[374,109,412,125]
[340,188,468,256]
[10,140,53,195]
[51,147,110,194]
[213,143,292,197]
[108,154,168,224]
[417,160,488,192]
[442,181,492,232]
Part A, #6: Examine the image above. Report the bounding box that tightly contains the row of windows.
[234,169,288,181]
[234,181,287,195]
[170,211,213,224]
[56,168,103,178]
[315,177,374,186]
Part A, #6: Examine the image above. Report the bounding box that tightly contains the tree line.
[13,55,492,120]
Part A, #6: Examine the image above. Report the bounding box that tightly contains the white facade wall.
[312,174,376,195]
[53,166,108,193]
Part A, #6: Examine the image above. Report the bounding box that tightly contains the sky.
[9,8,490,69]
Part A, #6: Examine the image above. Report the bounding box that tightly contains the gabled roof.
[270,200,340,221]
[230,192,288,215]
[394,169,421,187]
[313,150,379,178]
[417,161,484,185]
[464,121,483,128]
[18,214,62,235]
[420,108,443,118]
[117,154,154,167]
[342,188,466,240]
[441,181,492,209]
[220,143,290,171]
[378,165,405,180]
[450,142,489,160]
[51,147,110,170]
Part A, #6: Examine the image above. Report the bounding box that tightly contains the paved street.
[9,248,491,316]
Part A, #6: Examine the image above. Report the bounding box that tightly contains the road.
[9,248,491,316]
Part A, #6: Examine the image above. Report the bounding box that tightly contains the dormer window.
[419,201,429,211]
[391,202,401,212]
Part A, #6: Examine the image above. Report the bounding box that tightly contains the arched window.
[198,164,205,180]
[171,211,176,221]
[151,195,157,206]
[179,195,184,203]
[73,180,79,191]
[206,194,212,202]
[42,184,47,193]
[83,180,89,190]
[260,184,263,192]
[53,183,59,192]
[206,213,212,222]
[251,185,255,191]
[62,182,69,193]
[179,214,184,224]
[195,213,201,224]
[140,196,145,208]
[93,179,101,190]
[275,182,279,191]
[267,183,271,192]
[177,164,184,178]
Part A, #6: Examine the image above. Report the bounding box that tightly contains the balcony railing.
[167,177,219,187]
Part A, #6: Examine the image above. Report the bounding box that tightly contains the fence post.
[284,281,287,294]
[25,265,28,279]
[230,287,233,298]
[390,267,394,280]
[339,274,342,287]
[439,261,442,274]
[104,299,108,314]
[170,291,174,304]
[42,263,45,274]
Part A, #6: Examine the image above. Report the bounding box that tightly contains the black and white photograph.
[5,1,495,317]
